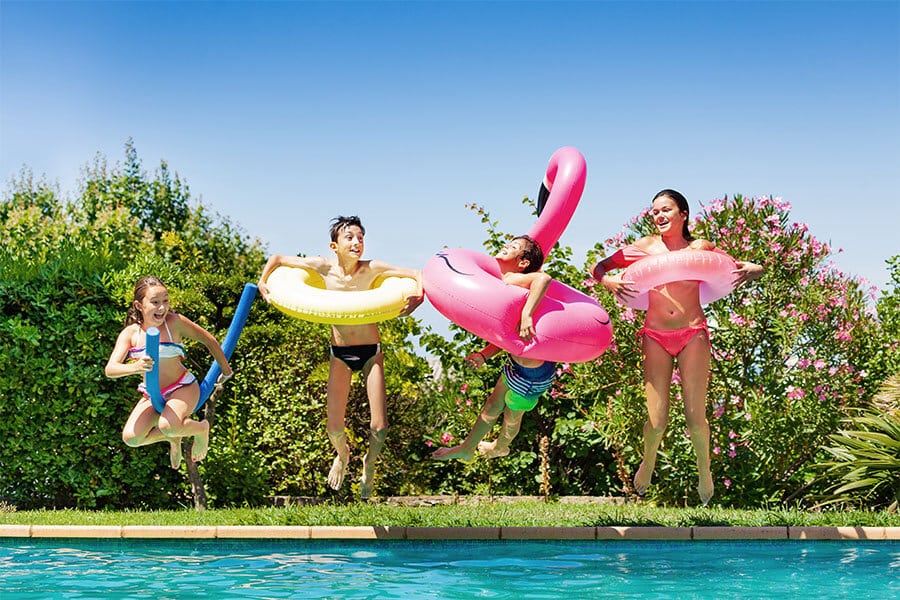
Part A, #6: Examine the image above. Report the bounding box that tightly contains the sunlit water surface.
[1,538,897,599]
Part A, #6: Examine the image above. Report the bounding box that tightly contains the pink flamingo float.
[423,147,613,363]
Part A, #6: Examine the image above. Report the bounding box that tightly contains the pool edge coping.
[2,525,898,540]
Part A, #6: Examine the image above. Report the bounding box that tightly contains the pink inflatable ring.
[621,250,738,311]
[423,147,613,363]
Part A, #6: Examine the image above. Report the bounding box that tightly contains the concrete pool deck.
[2,525,898,540]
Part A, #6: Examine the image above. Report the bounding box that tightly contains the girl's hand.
[257,283,271,302]
[215,370,233,390]
[133,356,154,374]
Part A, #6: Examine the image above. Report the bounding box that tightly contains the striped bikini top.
[128,319,186,360]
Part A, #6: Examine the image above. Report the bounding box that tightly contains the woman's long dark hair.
[653,189,694,241]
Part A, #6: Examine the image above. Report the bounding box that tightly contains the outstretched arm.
[173,314,233,378]
[732,260,764,287]
[257,254,327,301]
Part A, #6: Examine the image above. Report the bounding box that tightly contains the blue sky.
[2,0,899,336]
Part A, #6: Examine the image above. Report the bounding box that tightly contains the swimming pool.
[1,538,897,599]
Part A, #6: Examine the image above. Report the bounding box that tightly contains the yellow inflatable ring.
[264,266,418,325]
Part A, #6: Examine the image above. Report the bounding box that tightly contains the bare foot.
[698,471,715,506]
[477,440,510,459]
[169,439,183,469]
[633,460,653,496]
[431,444,475,462]
[327,455,347,490]
[191,421,210,463]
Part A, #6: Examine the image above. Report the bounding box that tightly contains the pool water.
[1,538,897,599]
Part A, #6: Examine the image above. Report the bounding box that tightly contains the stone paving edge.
[0,524,897,540]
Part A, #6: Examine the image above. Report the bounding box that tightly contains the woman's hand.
[601,274,637,301]
[732,261,764,287]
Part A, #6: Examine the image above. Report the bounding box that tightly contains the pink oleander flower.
[744,413,752,421]
[834,329,852,343]
[713,446,721,455]
[426,440,433,447]
[729,314,747,326]
[440,432,454,444]
[728,430,737,439]
[787,386,805,400]
[460,383,468,393]
[724,478,732,488]
[713,404,725,419]
[813,359,825,371]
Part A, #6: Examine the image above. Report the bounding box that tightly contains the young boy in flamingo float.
[432,235,556,461]
[257,215,423,499]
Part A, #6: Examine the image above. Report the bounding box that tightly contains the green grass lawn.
[2,500,897,528]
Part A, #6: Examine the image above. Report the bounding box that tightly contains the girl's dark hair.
[515,235,545,274]
[126,276,166,326]
[653,189,694,241]
[330,215,365,242]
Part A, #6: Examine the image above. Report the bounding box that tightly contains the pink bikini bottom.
[638,320,709,357]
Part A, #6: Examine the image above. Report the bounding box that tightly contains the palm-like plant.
[816,374,900,511]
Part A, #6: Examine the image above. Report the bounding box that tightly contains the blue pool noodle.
[144,283,258,414]
[197,282,258,409]
[144,327,166,413]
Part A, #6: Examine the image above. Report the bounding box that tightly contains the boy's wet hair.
[515,235,544,274]
[330,215,365,241]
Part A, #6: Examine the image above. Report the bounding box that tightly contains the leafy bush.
[0,242,189,508]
